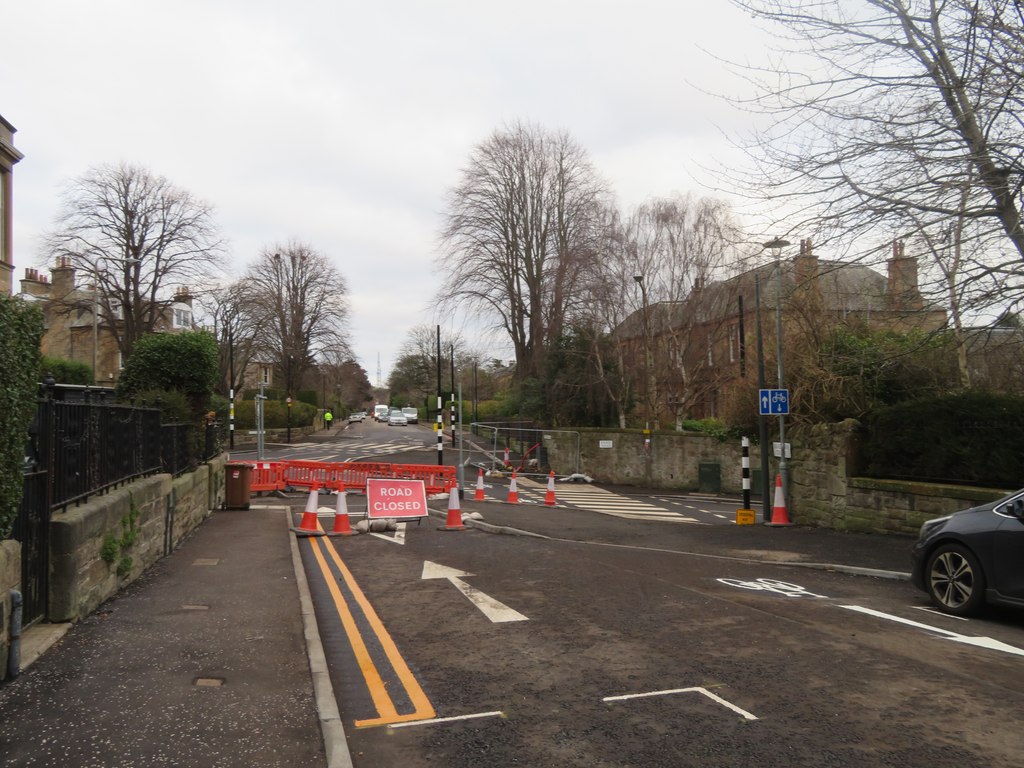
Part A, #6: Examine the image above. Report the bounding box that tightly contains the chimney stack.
[887,241,923,310]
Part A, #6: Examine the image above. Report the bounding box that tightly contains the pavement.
[0,439,917,767]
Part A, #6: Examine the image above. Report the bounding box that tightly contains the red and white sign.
[366,478,428,519]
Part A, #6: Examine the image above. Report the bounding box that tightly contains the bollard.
[8,590,22,679]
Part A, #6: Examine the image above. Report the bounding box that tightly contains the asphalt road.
[272,427,1024,767]
[241,428,1024,768]
[293,514,1024,768]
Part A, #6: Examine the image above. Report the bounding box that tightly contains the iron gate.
[14,470,50,626]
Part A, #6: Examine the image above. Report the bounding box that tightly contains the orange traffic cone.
[507,472,520,504]
[292,485,325,537]
[544,471,556,506]
[503,447,511,467]
[768,474,792,526]
[439,485,467,531]
[327,485,355,537]
[474,468,486,502]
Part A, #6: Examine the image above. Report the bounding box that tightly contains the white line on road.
[387,711,505,729]
[604,687,758,721]
[840,605,1024,657]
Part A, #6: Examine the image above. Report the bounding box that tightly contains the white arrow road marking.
[371,522,407,545]
[421,561,528,623]
[840,605,1024,657]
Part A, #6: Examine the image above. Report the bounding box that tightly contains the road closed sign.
[366,478,429,519]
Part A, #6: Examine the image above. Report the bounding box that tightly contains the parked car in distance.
[910,488,1024,616]
[402,407,419,424]
[348,412,365,423]
[387,409,408,426]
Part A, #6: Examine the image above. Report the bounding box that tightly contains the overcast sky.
[5,1,769,383]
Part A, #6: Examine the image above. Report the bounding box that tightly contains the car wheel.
[925,543,986,616]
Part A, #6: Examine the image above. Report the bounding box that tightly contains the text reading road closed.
[366,478,428,518]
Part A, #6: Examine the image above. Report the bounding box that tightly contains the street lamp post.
[634,274,654,484]
[633,274,653,431]
[763,237,791,512]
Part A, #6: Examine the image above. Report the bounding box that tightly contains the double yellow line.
[308,536,436,728]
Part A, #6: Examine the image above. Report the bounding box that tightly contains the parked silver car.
[387,409,408,426]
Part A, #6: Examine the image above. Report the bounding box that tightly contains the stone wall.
[543,424,1009,535]
[0,540,19,680]
[543,428,760,493]
[48,455,226,622]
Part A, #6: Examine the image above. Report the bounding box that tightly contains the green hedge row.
[862,392,1024,488]
[1,296,44,538]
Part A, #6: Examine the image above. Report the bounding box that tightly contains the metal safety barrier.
[246,460,457,496]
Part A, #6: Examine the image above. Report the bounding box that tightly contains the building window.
[173,307,192,328]
[0,169,6,266]
[261,366,270,384]
[728,325,738,363]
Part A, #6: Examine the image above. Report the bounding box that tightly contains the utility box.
[224,462,253,510]
[698,462,721,494]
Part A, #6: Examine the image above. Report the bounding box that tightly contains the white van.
[374,404,389,421]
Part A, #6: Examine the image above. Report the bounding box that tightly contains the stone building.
[0,114,24,295]
[616,240,949,424]
[19,258,195,384]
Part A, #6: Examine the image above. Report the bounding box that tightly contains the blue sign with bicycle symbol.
[759,389,790,415]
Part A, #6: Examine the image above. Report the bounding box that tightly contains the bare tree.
[43,162,225,358]
[243,242,350,396]
[195,282,267,397]
[719,0,1024,295]
[582,195,743,427]
[439,122,608,393]
[387,325,468,403]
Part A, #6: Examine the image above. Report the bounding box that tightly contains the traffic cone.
[507,472,520,504]
[292,485,325,537]
[768,474,792,526]
[474,469,486,502]
[327,485,355,537]
[544,471,556,506]
[503,447,511,467]
[439,485,467,531]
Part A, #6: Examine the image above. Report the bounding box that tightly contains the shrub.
[117,331,219,422]
[863,391,1024,487]
[0,296,44,537]
[40,355,93,385]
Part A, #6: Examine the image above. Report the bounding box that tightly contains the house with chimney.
[615,240,949,424]
[19,258,196,384]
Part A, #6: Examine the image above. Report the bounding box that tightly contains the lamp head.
[763,237,791,251]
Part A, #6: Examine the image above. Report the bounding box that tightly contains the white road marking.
[718,578,829,598]
[388,711,505,729]
[913,606,968,621]
[370,522,407,545]
[604,687,758,721]
[532,484,696,521]
[840,605,1024,657]
[421,561,529,623]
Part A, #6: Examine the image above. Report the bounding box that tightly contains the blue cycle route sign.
[759,389,790,415]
